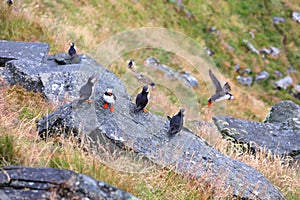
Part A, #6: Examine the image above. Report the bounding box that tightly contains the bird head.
[142,85,149,93]
[106,88,113,95]
[180,108,185,115]
[70,42,75,47]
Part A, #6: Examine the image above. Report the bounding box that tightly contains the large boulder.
[36,63,285,199]
[213,101,300,160]
[0,166,137,200]
[0,40,49,65]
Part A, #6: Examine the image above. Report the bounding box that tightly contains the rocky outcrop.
[1,41,286,199]
[0,166,137,200]
[213,101,300,160]
[0,40,49,65]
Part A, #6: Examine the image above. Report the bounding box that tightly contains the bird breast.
[103,93,115,104]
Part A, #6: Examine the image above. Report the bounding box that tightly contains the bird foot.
[110,106,114,112]
[103,103,109,109]
[143,109,148,113]
[85,99,93,103]
[208,102,213,106]
[178,132,182,137]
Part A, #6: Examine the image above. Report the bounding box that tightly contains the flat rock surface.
[0,40,49,64]
[213,101,300,159]
[0,166,137,200]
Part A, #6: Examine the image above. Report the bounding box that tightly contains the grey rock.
[0,40,49,64]
[286,65,297,74]
[181,72,198,88]
[54,52,81,65]
[264,100,300,127]
[37,62,285,199]
[260,46,280,56]
[235,64,252,76]
[145,56,159,65]
[274,70,283,78]
[275,76,293,90]
[145,57,198,88]
[255,71,269,82]
[243,39,260,54]
[213,100,300,160]
[292,85,300,100]
[292,11,300,23]
[273,16,285,24]
[236,75,253,86]
[2,54,101,103]
[0,166,137,200]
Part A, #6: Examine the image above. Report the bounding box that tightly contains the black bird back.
[134,86,149,112]
[168,109,184,135]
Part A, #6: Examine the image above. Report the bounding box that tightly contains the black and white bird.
[167,108,185,136]
[208,69,234,106]
[134,85,150,113]
[68,42,76,58]
[78,76,98,104]
[128,59,134,69]
[7,0,13,6]
[103,88,116,112]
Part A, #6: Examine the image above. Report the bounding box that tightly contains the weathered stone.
[2,54,101,103]
[236,75,253,86]
[275,76,293,90]
[243,39,260,54]
[0,40,49,64]
[53,52,81,65]
[37,58,285,199]
[145,57,198,88]
[255,71,269,82]
[0,166,137,200]
[273,16,285,24]
[292,11,300,23]
[213,101,300,160]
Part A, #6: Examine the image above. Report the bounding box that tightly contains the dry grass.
[0,77,299,199]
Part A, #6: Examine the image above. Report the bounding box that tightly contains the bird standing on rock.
[78,76,98,104]
[167,108,185,136]
[7,0,13,6]
[103,88,116,112]
[68,42,76,58]
[128,59,134,69]
[134,85,150,113]
[208,69,234,106]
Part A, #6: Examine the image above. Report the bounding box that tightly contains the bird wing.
[79,84,91,100]
[209,69,222,93]
[223,82,231,92]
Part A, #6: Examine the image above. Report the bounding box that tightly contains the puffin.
[208,69,234,106]
[68,42,76,58]
[167,108,185,136]
[78,76,98,104]
[128,59,134,69]
[134,85,150,113]
[7,0,13,6]
[103,88,116,112]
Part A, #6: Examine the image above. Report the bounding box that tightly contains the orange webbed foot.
[208,102,213,106]
[143,109,148,113]
[103,103,109,109]
[110,106,114,112]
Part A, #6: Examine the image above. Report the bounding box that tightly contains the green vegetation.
[1,0,300,199]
